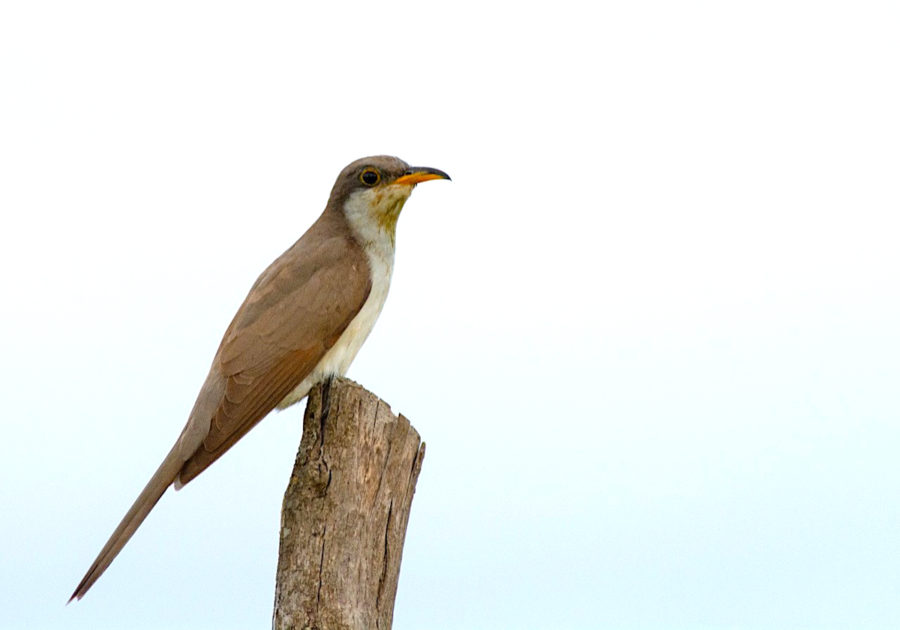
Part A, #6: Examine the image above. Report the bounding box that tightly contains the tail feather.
[69,445,183,602]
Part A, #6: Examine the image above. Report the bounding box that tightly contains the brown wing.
[177,213,371,485]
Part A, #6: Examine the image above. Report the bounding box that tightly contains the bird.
[70,155,450,601]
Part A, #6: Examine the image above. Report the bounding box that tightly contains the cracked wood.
[272,377,425,630]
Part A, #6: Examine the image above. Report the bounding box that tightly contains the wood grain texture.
[272,377,425,630]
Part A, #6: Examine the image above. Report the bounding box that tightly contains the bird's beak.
[393,166,451,187]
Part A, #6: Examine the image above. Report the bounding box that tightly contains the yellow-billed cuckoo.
[70,155,450,601]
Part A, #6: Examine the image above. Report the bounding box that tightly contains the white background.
[1,2,898,629]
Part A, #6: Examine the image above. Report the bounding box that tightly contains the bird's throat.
[343,186,412,248]
[373,193,408,245]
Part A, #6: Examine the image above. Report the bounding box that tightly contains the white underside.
[276,186,405,409]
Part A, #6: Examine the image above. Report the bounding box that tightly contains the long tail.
[69,444,184,602]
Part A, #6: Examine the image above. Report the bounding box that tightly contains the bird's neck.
[341,187,412,256]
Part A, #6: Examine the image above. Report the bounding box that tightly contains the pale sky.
[1,2,899,629]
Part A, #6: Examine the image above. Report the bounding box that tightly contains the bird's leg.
[320,374,335,430]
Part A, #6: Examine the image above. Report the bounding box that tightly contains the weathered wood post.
[272,377,426,630]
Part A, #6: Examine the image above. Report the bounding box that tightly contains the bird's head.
[330,155,450,245]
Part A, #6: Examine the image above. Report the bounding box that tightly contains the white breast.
[276,187,402,409]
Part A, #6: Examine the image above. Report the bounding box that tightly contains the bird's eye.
[360,168,380,186]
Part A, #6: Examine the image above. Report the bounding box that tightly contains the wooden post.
[272,377,426,630]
